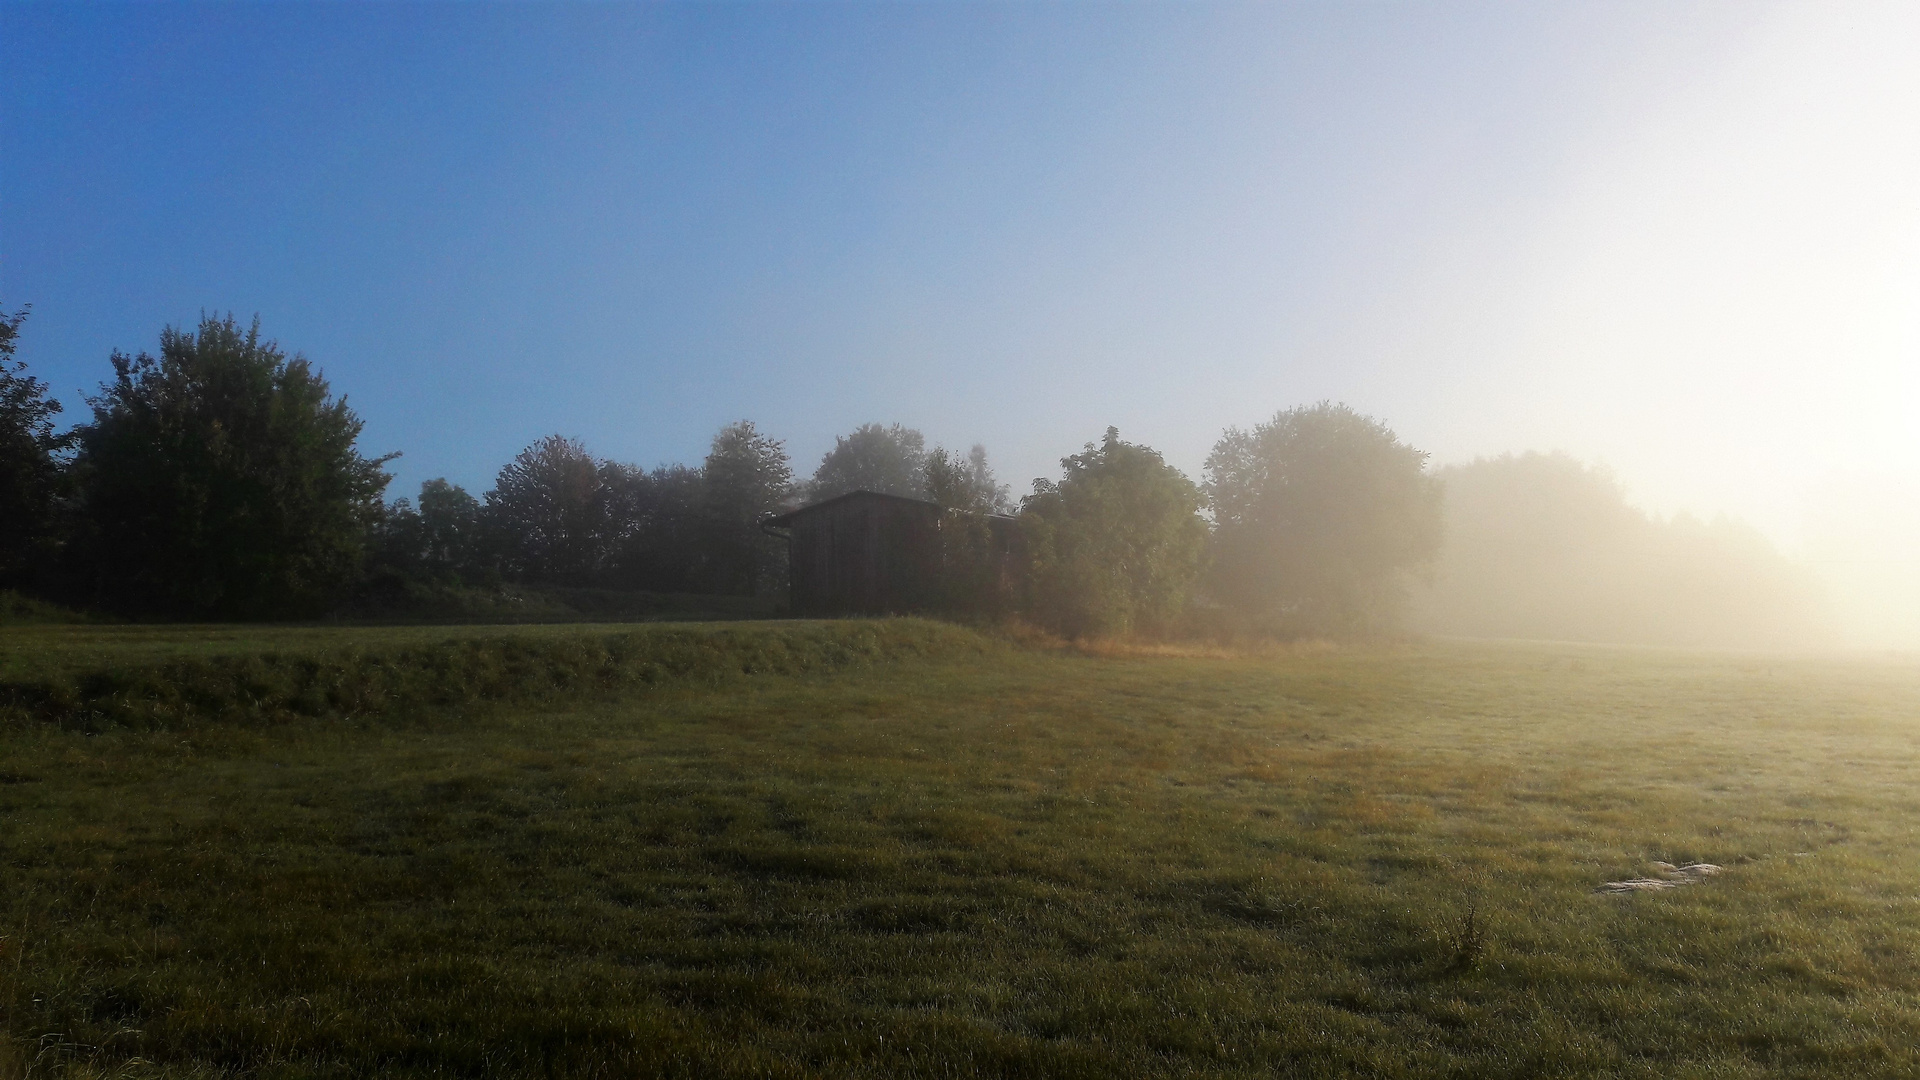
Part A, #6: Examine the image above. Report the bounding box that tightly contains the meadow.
[4,620,1920,1077]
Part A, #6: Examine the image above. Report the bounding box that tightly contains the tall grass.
[0,592,89,628]
[0,619,993,731]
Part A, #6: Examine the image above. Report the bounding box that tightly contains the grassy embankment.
[5,620,1920,1077]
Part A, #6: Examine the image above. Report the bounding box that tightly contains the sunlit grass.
[5,629,1920,1076]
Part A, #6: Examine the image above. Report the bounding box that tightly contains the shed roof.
[763,489,938,528]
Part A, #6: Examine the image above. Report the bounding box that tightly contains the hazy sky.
[6,2,1916,572]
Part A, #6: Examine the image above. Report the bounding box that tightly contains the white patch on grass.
[1597,862,1723,894]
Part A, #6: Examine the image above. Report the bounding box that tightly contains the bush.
[1019,428,1208,638]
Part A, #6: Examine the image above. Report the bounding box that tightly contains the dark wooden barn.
[763,490,1016,616]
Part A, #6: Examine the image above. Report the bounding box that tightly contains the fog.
[1407,453,1830,650]
[1365,1,1920,651]
[1803,476,1920,650]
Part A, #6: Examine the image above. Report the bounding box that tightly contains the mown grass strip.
[0,618,995,731]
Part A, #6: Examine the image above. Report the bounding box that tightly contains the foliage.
[1019,427,1208,638]
[0,305,70,590]
[373,425,794,603]
[69,314,394,619]
[925,443,1010,514]
[1407,451,1829,647]
[395,441,731,597]
[701,420,793,596]
[607,462,709,592]
[1205,402,1442,637]
[7,634,1920,1077]
[372,478,488,588]
[484,435,623,583]
[416,477,485,573]
[967,444,1012,512]
[809,422,927,500]
[924,445,1015,616]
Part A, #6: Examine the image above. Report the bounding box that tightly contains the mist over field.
[1408,453,1831,650]
[10,8,1920,1074]
[1803,476,1920,649]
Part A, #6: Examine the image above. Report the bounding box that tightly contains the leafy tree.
[703,421,793,596]
[71,314,394,618]
[372,478,485,585]
[485,435,619,583]
[970,445,1012,513]
[607,463,707,592]
[1205,402,1441,636]
[417,478,484,577]
[926,443,1010,514]
[0,305,70,589]
[923,445,1013,615]
[368,496,428,582]
[1019,427,1208,638]
[809,423,926,500]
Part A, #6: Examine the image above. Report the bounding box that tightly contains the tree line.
[1406,452,1826,649]
[1,310,1826,644]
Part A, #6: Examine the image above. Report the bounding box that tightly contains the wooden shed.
[763,490,1017,616]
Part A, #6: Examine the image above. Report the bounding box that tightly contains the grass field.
[5,622,1920,1077]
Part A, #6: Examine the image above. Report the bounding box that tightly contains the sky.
[5,1,1918,642]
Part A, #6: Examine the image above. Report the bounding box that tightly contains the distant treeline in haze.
[0,310,1829,645]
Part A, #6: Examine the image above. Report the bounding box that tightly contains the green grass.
[336,583,778,626]
[0,593,91,629]
[0,619,988,726]
[5,626,1920,1077]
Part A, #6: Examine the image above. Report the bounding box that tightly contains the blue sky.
[6,2,1917,612]
[0,3,1673,479]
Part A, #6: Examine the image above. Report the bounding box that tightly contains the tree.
[809,423,927,500]
[417,478,484,578]
[372,478,485,585]
[702,421,793,596]
[485,435,618,583]
[923,445,1013,615]
[1019,427,1208,638]
[924,444,1007,515]
[71,314,394,618]
[607,463,707,592]
[1205,402,1441,636]
[0,305,70,590]
[367,496,429,584]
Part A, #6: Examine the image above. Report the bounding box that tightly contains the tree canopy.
[703,420,794,596]
[72,314,394,618]
[925,444,1010,515]
[1205,402,1441,636]
[608,462,707,593]
[1020,427,1208,638]
[0,305,69,589]
[809,423,927,500]
[370,477,487,591]
[485,434,619,583]
[920,445,1015,616]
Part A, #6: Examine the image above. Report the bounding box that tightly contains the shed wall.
[786,496,943,615]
